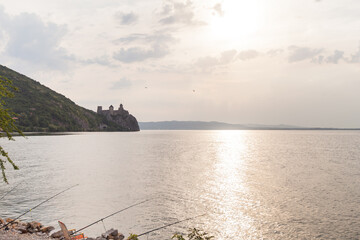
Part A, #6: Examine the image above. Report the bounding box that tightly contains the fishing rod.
[0,179,26,201]
[137,213,206,237]
[71,199,150,235]
[1,184,79,229]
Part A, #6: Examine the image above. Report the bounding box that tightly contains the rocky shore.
[0,229,51,240]
[0,218,125,240]
[0,218,52,240]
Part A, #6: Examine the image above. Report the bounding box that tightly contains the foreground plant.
[127,233,139,240]
[0,75,23,183]
[172,228,214,240]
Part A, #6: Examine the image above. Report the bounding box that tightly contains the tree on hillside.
[0,75,23,183]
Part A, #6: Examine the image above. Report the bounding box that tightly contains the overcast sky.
[0,0,359,127]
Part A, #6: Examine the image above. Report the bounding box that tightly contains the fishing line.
[0,179,26,201]
[101,219,107,232]
[0,184,79,229]
[71,199,151,235]
[137,213,207,237]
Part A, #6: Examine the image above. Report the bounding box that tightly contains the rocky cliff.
[97,104,140,131]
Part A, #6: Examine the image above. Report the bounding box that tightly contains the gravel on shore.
[0,229,51,240]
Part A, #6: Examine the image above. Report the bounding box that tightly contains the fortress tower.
[97,104,128,116]
[97,106,102,114]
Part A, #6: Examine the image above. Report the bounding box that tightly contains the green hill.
[0,65,139,132]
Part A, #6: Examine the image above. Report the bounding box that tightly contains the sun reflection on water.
[207,131,256,239]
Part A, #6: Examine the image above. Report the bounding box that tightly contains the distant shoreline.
[7,128,360,136]
[138,128,360,131]
[139,121,360,131]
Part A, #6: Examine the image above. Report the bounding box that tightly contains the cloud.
[287,44,360,64]
[313,55,325,64]
[238,50,259,60]
[114,32,175,45]
[196,56,219,69]
[113,31,175,63]
[213,3,224,17]
[0,8,72,70]
[159,0,204,26]
[113,44,169,63]
[288,46,323,62]
[348,45,360,63]
[195,49,262,71]
[220,50,237,63]
[81,56,116,67]
[114,11,138,25]
[196,49,237,70]
[111,77,132,89]
[267,49,284,57]
[325,50,344,64]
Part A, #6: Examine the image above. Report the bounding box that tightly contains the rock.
[29,221,42,230]
[40,226,55,233]
[0,218,5,225]
[36,232,47,237]
[110,230,119,237]
[117,233,125,240]
[97,104,140,131]
[51,230,63,238]
[95,237,107,240]
[50,229,72,239]
[15,225,28,234]
[101,228,119,239]
[18,221,28,227]
[6,218,14,223]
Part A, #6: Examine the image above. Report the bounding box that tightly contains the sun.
[209,1,261,43]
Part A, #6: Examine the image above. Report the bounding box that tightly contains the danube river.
[0,130,359,239]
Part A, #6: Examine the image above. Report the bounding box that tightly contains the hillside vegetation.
[0,65,137,132]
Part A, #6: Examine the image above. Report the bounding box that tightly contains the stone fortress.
[96,104,140,131]
[97,104,129,116]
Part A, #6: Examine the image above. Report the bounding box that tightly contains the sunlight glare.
[210,0,261,43]
[209,131,255,238]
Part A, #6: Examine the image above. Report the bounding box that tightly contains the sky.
[0,0,359,127]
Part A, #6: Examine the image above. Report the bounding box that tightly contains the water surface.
[0,130,359,239]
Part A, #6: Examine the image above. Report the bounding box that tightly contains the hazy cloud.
[213,3,224,17]
[113,44,169,63]
[348,45,360,63]
[267,48,284,57]
[288,46,323,62]
[196,56,219,69]
[113,31,175,63]
[325,50,344,64]
[313,55,325,64]
[81,56,115,67]
[196,49,262,71]
[114,32,175,45]
[238,50,259,60]
[196,49,237,70]
[159,0,204,26]
[114,11,138,25]
[0,8,71,70]
[112,77,132,89]
[220,50,237,63]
